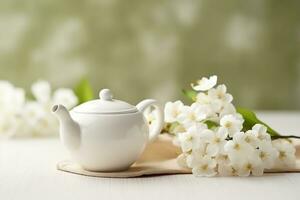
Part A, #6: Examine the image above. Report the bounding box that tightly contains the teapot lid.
[72,89,138,114]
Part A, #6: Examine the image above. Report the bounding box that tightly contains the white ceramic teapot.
[52,89,164,172]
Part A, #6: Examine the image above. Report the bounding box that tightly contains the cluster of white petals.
[0,80,78,137]
[164,75,296,177]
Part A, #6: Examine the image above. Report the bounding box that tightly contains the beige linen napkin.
[57,134,300,178]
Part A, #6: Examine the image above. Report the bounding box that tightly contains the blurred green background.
[0,0,299,110]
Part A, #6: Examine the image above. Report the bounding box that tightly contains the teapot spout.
[52,104,81,150]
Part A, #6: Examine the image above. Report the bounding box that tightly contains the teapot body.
[69,111,149,171]
[53,89,164,172]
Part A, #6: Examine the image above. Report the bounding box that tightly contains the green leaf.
[182,89,197,102]
[203,120,219,129]
[74,78,94,104]
[237,107,280,137]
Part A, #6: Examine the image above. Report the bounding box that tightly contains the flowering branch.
[182,90,300,140]
[161,75,297,177]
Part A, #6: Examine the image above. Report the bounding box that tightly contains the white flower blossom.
[177,103,207,128]
[31,80,51,103]
[252,124,271,141]
[219,103,236,118]
[34,113,58,136]
[178,124,207,152]
[190,155,217,177]
[234,156,264,176]
[164,101,184,123]
[0,114,20,137]
[191,75,217,91]
[224,132,255,163]
[218,163,236,176]
[220,114,244,136]
[0,81,25,137]
[196,92,221,114]
[177,153,189,168]
[0,81,25,113]
[144,107,161,134]
[272,139,296,168]
[22,102,46,126]
[244,130,260,147]
[208,84,233,104]
[256,141,278,169]
[185,149,205,167]
[53,88,78,109]
[196,92,213,105]
[201,127,228,156]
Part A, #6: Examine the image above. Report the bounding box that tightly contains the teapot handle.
[136,99,164,142]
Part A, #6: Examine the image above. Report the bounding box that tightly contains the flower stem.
[271,135,300,140]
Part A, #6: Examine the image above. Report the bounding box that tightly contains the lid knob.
[99,89,113,101]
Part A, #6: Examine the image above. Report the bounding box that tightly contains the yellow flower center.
[224,122,232,128]
[223,155,229,160]
[172,109,180,117]
[245,136,251,143]
[188,113,196,121]
[217,92,224,99]
[187,135,193,141]
[246,163,253,170]
[231,167,237,174]
[258,134,264,140]
[214,137,221,143]
[233,143,240,150]
[279,151,286,160]
[259,152,266,159]
[201,164,208,170]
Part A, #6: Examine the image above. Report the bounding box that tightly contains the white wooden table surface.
[1,112,300,200]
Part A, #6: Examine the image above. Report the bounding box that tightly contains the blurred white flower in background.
[31,80,51,104]
[0,81,25,137]
[0,81,25,113]
[53,88,78,109]
[0,80,78,138]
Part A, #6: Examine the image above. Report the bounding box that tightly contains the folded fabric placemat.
[57,134,300,178]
